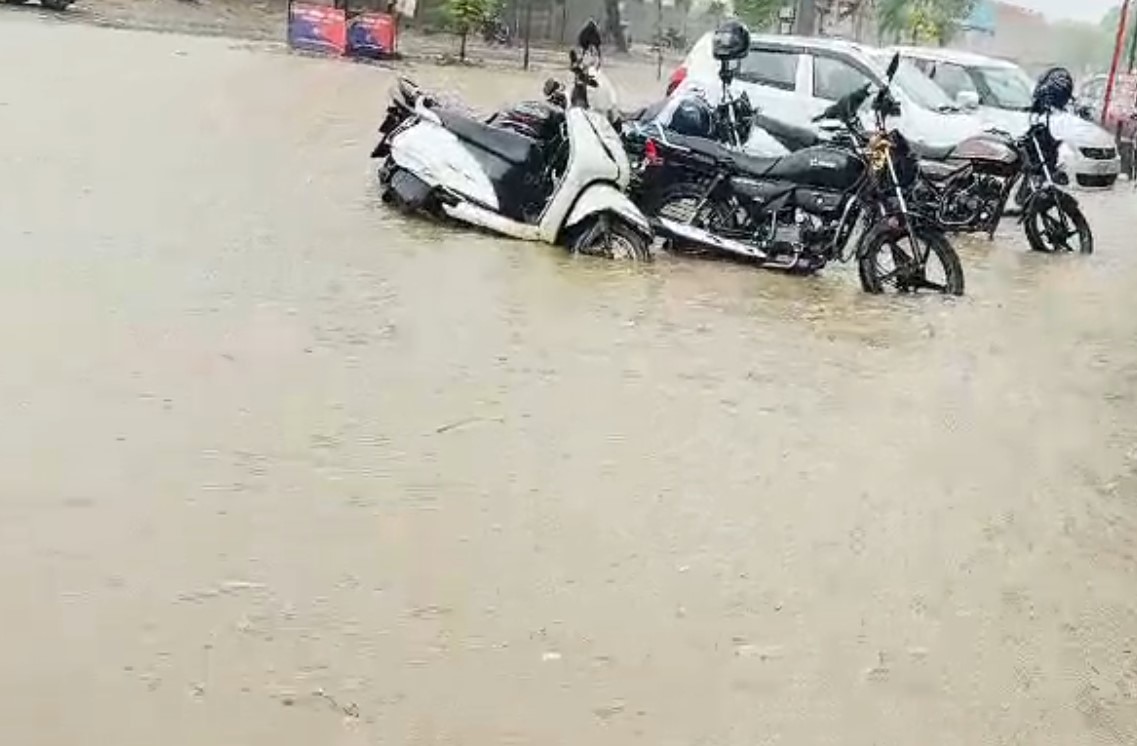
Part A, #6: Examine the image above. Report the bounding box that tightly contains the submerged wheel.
[2,0,32,5]
[566,215,652,261]
[39,0,72,9]
[858,228,964,296]
[1024,192,1093,254]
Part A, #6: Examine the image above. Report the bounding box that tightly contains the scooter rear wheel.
[566,215,652,262]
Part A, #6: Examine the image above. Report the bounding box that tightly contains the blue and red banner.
[347,12,397,59]
[287,2,347,56]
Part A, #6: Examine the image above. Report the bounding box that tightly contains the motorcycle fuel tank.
[951,133,1019,165]
[766,145,865,191]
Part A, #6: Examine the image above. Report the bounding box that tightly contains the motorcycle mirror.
[886,53,900,82]
[543,78,561,96]
[569,49,581,66]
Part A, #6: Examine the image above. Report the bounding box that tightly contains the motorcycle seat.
[910,140,956,161]
[436,108,539,166]
[727,149,781,177]
[752,113,819,151]
[920,160,967,182]
[665,132,779,176]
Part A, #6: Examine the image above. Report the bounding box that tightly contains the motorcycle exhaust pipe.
[656,217,769,260]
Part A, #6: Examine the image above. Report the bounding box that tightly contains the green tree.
[734,0,783,30]
[878,0,973,45]
[1100,5,1137,72]
[703,0,728,23]
[446,0,493,60]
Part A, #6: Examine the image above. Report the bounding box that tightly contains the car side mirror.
[956,90,980,110]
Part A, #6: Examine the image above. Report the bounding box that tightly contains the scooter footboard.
[562,183,652,240]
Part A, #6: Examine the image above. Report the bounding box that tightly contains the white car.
[666,33,986,154]
[893,46,1121,189]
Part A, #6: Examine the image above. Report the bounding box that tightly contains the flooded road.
[2,15,1137,745]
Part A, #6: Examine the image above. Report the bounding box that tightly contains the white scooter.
[369,49,652,260]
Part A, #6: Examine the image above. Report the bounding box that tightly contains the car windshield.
[869,53,958,112]
[973,65,1034,110]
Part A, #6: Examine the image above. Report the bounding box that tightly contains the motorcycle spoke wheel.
[1025,198,1093,254]
[652,184,734,254]
[860,232,964,296]
[656,194,731,231]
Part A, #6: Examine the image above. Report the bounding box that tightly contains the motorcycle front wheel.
[1023,191,1093,254]
[858,228,964,296]
[566,215,652,262]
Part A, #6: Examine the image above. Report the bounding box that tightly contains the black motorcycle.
[636,52,964,295]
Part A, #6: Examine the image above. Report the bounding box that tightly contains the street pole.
[523,0,532,70]
[794,0,816,36]
[1104,0,1131,128]
[656,0,663,81]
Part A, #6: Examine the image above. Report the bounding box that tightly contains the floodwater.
[2,14,1137,746]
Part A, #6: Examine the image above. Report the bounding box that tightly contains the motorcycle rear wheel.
[651,182,733,254]
[566,215,652,262]
[858,228,964,296]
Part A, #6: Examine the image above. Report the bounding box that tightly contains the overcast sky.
[1015,0,1117,23]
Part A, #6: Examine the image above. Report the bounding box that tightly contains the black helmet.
[1032,67,1074,113]
[667,94,715,138]
[712,19,751,62]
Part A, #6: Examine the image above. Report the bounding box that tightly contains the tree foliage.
[878,0,974,45]
[733,0,783,30]
[446,0,494,59]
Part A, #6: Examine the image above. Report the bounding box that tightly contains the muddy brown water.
[2,14,1137,745]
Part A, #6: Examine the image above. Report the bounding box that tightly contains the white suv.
[892,47,1120,189]
[667,33,986,152]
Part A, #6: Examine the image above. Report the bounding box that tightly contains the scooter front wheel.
[566,215,652,262]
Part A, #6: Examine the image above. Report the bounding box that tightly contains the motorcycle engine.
[941,175,1002,227]
[768,211,833,257]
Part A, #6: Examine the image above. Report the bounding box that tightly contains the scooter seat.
[910,140,956,162]
[752,113,819,151]
[437,108,538,166]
